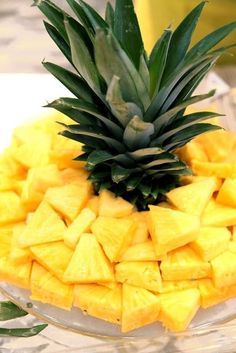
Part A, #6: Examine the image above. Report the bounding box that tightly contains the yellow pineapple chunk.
[130,212,149,245]
[119,240,160,262]
[166,178,216,217]
[18,201,66,248]
[0,256,32,289]
[148,206,200,256]
[216,178,236,208]
[159,280,199,294]
[45,183,92,222]
[115,261,162,292]
[0,174,17,192]
[30,241,73,281]
[0,225,13,257]
[60,167,89,185]
[21,164,63,211]
[190,227,231,261]
[30,262,73,310]
[211,251,236,288]
[64,208,96,249]
[160,246,211,280]
[0,148,26,179]
[202,202,236,227]
[180,175,222,191]
[177,140,208,165]
[86,196,99,215]
[0,192,26,226]
[192,160,234,178]
[64,233,114,283]
[98,190,134,218]
[229,241,236,253]
[122,283,160,332]
[91,216,136,262]
[74,284,122,324]
[159,288,200,332]
[10,223,31,264]
[232,226,236,241]
[198,279,236,308]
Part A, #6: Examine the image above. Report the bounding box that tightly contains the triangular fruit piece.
[64,208,96,248]
[198,279,236,309]
[202,202,236,227]
[190,226,231,261]
[30,262,73,310]
[160,280,199,294]
[98,190,134,218]
[63,233,114,283]
[129,212,149,245]
[0,225,13,257]
[159,288,200,332]
[0,192,26,226]
[18,201,66,248]
[45,183,92,222]
[121,283,160,333]
[116,261,162,292]
[211,251,236,288]
[166,178,216,216]
[10,223,31,264]
[160,246,211,280]
[0,256,32,289]
[216,178,236,208]
[74,284,122,324]
[30,241,73,281]
[91,216,136,262]
[119,240,159,262]
[148,206,200,256]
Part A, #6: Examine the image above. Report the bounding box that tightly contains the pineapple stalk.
[33,0,236,209]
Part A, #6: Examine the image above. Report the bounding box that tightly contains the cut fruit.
[10,223,31,264]
[74,284,122,324]
[63,208,96,248]
[159,288,200,332]
[30,241,73,281]
[190,227,231,261]
[18,201,66,248]
[192,160,234,179]
[0,256,32,289]
[63,233,114,284]
[180,176,222,191]
[166,178,216,216]
[198,279,236,308]
[211,251,236,288]
[159,280,199,294]
[60,168,89,185]
[0,192,26,226]
[148,206,200,256]
[45,183,92,222]
[122,284,160,333]
[177,140,208,165]
[86,196,99,215]
[30,262,73,310]
[91,216,136,262]
[216,178,236,208]
[115,261,162,292]
[0,225,13,257]
[202,202,236,227]
[129,212,149,245]
[98,190,134,218]
[119,240,159,262]
[160,246,211,280]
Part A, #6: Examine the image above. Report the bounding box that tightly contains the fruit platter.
[0,0,236,341]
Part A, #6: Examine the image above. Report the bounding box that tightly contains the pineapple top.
[34,0,236,209]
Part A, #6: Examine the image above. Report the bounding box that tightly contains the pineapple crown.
[34,0,236,209]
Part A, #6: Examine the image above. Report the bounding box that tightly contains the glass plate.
[1,74,236,351]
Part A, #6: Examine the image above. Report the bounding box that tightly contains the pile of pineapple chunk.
[1,112,236,334]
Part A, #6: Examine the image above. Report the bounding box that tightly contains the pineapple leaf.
[0,324,48,338]
[123,116,155,150]
[128,147,166,160]
[149,28,172,97]
[111,164,133,183]
[44,21,72,65]
[126,175,143,191]
[43,62,94,102]
[162,1,206,83]
[105,2,114,29]
[114,0,144,69]
[64,17,101,95]
[185,21,236,62]
[139,55,150,92]
[0,302,27,321]
[60,130,107,149]
[78,0,108,30]
[106,75,143,127]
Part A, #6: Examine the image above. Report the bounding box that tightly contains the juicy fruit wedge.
[86,196,99,215]
[0,192,26,226]
[10,223,31,264]
[192,160,234,178]
[129,212,149,245]
[0,225,13,257]
[216,178,236,208]
[0,256,32,289]
[74,284,122,324]
[115,261,162,292]
[198,279,236,308]
[30,241,73,281]
[64,208,96,248]
[91,216,136,262]
[63,233,114,283]
[160,280,199,294]
[202,202,236,227]
[148,206,200,256]
[18,201,66,247]
[159,288,200,332]
[211,251,236,288]
[190,226,231,261]
[160,246,211,280]
[98,190,134,218]
[122,284,160,333]
[30,262,73,310]
[119,240,159,262]
[177,140,208,165]
[166,178,216,216]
